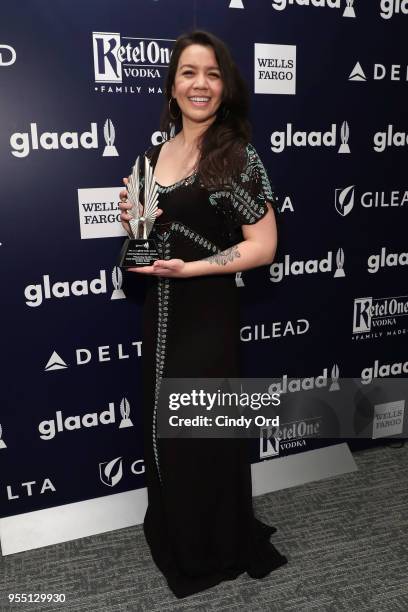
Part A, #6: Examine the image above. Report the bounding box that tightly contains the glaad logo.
[103,119,118,156]
[254,44,296,95]
[44,340,142,371]
[349,62,408,82]
[151,125,176,146]
[372,400,405,439]
[361,359,408,385]
[0,44,16,66]
[99,456,145,486]
[273,0,355,17]
[92,32,174,95]
[367,247,408,274]
[112,267,126,299]
[269,248,345,282]
[268,364,340,395]
[335,186,408,216]
[10,120,118,158]
[373,125,408,152]
[230,0,356,17]
[0,424,7,449]
[24,270,107,307]
[271,121,350,153]
[38,398,133,440]
[380,0,408,20]
[24,267,126,307]
[353,295,408,340]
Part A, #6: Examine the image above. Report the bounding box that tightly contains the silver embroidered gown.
[139,142,287,598]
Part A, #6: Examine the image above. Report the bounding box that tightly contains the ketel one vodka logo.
[269,248,345,282]
[353,295,408,339]
[99,456,123,487]
[92,32,174,94]
[0,424,7,449]
[270,121,350,154]
[259,419,319,459]
[38,398,134,440]
[10,119,118,158]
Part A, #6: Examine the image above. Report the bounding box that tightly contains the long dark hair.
[160,30,251,188]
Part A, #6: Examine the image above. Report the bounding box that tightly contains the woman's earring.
[168,97,181,120]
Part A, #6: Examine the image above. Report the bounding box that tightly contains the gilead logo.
[24,271,107,307]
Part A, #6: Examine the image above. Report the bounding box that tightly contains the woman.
[119,30,287,599]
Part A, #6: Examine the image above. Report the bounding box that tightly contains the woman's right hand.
[119,176,163,236]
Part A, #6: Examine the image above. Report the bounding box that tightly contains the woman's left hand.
[127,258,188,277]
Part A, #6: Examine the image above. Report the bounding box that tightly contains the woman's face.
[171,44,224,125]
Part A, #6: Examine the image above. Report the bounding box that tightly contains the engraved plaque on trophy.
[118,155,159,268]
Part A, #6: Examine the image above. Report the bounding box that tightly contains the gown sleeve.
[209,143,278,236]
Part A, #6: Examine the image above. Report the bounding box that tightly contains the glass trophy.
[118,155,159,268]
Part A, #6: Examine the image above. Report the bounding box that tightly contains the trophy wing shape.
[104,119,115,145]
[142,156,159,239]
[127,157,141,238]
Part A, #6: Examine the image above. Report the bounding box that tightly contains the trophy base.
[118,238,159,268]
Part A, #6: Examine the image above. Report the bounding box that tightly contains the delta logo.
[349,61,408,83]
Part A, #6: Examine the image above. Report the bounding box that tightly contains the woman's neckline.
[151,140,198,189]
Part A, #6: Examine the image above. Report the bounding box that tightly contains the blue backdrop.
[1,0,407,520]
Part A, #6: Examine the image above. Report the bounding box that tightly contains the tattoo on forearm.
[204,245,241,266]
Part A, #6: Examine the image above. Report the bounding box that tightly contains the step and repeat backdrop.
[0,0,407,524]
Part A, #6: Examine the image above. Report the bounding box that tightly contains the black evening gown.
[139,141,287,598]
